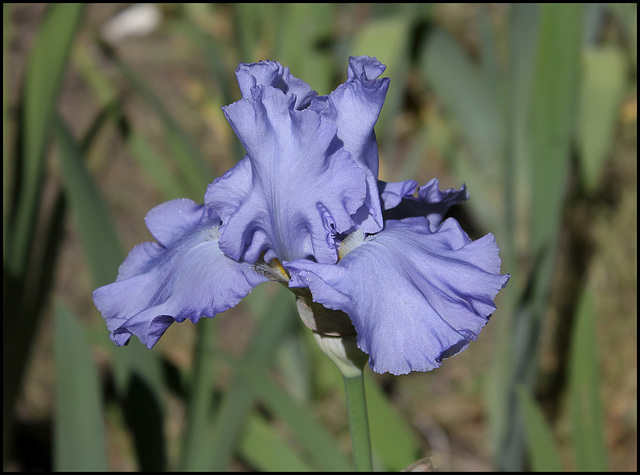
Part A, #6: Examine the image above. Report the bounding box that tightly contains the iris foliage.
[3,3,635,472]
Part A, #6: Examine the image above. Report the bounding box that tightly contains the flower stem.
[343,372,372,471]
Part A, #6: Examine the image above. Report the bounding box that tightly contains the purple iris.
[93,56,509,375]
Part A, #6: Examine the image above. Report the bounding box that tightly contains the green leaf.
[6,3,84,277]
[3,3,11,253]
[576,47,627,193]
[366,371,420,471]
[54,301,108,471]
[54,117,124,286]
[178,317,218,470]
[419,26,505,231]
[516,386,564,472]
[529,3,583,253]
[569,288,609,471]
[239,411,313,471]
[352,13,412,167]
[228,353,352,471]
[73,47,190,201]
[99,41,212,199]
[184,285,296,471]
[54,116,168,471]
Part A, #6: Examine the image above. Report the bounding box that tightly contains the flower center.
[253,256,290,282]
[338,229,367,260]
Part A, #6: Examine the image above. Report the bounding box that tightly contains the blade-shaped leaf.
[6,3,84,277]
[99,41,212,199]
[577,47,627,193]
[183,285,296,471]
[54,117,124,286]
[54,301,108,471]
[239,411,313,471]
[226,353,352,471]
[366,371,420,471]
[569,289,609,471]
[54,116,168,470]
[516,386,564,472]
[419,26,505,231]
[529,3,583,252]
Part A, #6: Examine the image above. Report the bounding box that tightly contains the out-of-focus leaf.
[240,411,313,471]
[496,4,584,471]
[3,3,10,253]
[178,316,218,470]
[6,3,84,277]
[577,47,627,193]
[420,27,504,173]
[53,301,108,471]
[516,386,564,472]
[54,118,124,286]
[171,12,235,105]
[185,285,296,471]
[99,41,211,200]
[569,289,609,471]
[419,26,505,232]
[3,6,84,462]
[276,4,334,95]
[366,371,420,471]
[353,12,412,168]
[232,3,274,61]
[73,47,189,201]
[276,325,312,402]
[486,3,540,459]
[608,3,637,69]
[529,3,583,252]
[54,116,168,471]
[226,352,352,471]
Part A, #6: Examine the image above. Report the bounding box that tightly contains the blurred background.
[3,3,636,472]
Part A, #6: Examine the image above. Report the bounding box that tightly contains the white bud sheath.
[313,332,368,378]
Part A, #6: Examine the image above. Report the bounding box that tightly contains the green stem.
[343,373,372,472]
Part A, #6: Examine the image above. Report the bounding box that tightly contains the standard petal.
[93,199,268,348]
[235,60,317,110]
[206,86,367,264]
[285,217,509,375]
[311,56,391,233]
[384,178,469,231]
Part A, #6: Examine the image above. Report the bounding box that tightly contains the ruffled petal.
[93,199,268,348]
[384,178,469,231]
[206,85,367,264]
[378,179,418,210]
[235,60,317,110]
[310,56,391,233]
[285,217,509,375]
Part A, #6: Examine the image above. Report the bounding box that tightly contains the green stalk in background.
[343,373,373,472]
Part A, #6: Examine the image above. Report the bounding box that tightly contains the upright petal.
[285,217,509,375]
[384,178,469,231]
[235,60,317,110]
[206,86,367,264]
[93,199,268,348]
[311,56,391,233]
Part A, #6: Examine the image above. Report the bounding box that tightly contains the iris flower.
[93,56,509,376]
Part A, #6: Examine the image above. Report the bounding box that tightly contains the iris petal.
[92,199,268,348]
[311,56,391,233]
[378,179,419,210]
[206,85,367,264]
[285,217,509,375]
[384,178,469,231]
[235,60,318,110]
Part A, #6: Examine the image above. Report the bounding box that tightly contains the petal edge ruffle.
[285,217,509,375]
[93,199,267,348]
